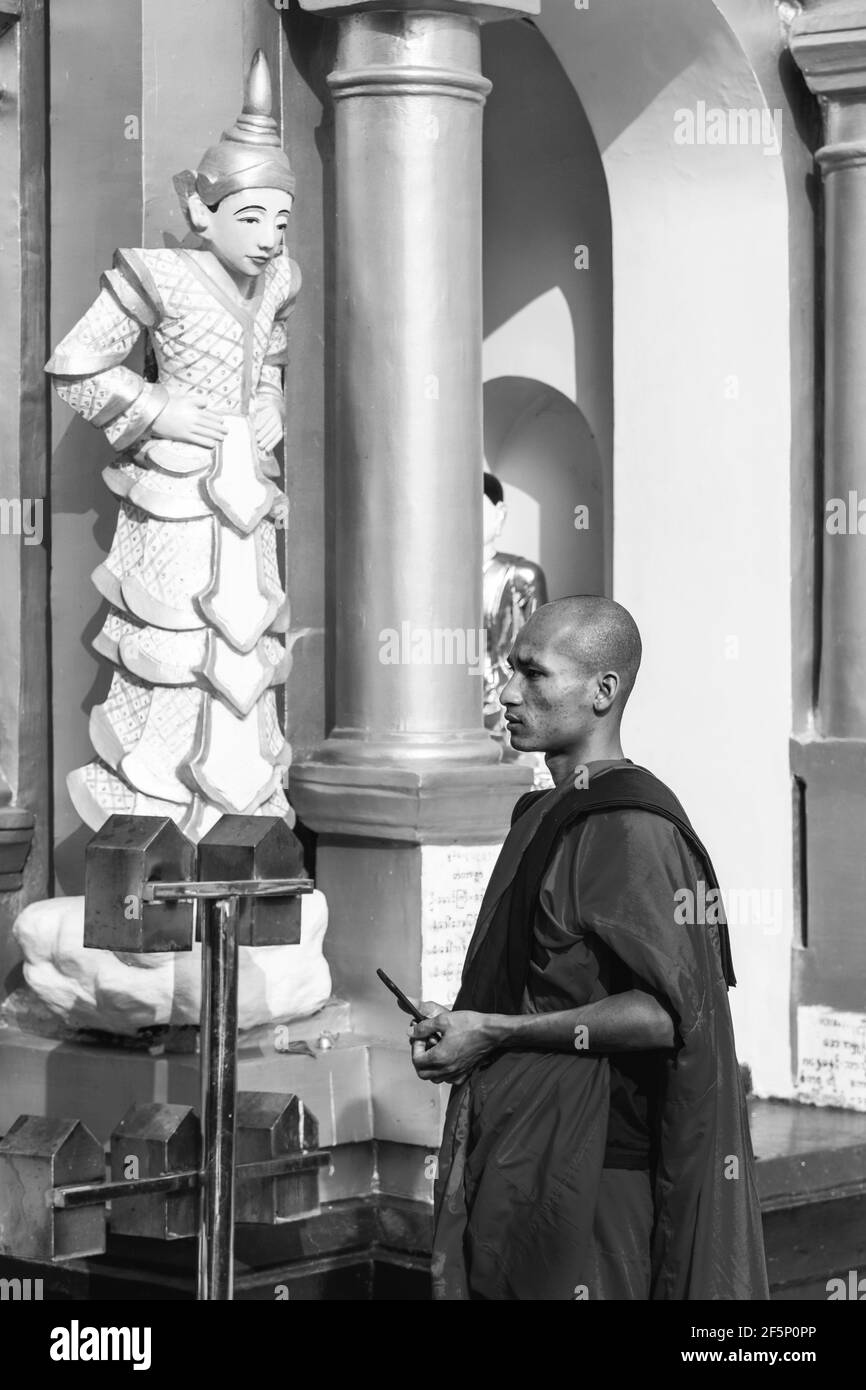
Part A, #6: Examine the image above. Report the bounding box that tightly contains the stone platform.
[2,1022,865,1299]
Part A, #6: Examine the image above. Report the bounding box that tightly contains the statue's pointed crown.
[174,50,295,211]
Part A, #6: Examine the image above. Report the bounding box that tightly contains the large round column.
[790,8,866,737]
[324,12,491,766]
[815,137,866,734]
[789,5,866,1100]
[315,7,500,766]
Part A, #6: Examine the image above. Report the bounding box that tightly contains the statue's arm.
[45,250,169,452]
[514,561,548,619]
[252,257,303,464]
[255,362,286,419]
[254,255,303,416]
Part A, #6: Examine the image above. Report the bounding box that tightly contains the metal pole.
[197,895,240,1300]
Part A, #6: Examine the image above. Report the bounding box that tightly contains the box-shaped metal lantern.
[235,1091,320,1225]
[197,815,305,946]
[84,815,196,952]
[0,1115,106,1261]
[109,1103,200,1241]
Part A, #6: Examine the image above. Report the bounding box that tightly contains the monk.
[410,596,769,1301]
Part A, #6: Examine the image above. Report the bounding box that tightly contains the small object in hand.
[376,967,425,1022]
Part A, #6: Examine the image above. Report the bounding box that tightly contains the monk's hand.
[410,1010,492,1085]
[254,401,284,453]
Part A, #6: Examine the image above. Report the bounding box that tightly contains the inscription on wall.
[797,1005,866,1112]
[420,844,501,1007]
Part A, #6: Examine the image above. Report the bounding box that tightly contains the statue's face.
[203,188,293,280]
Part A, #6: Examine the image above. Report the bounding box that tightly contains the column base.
[291,756,530,842]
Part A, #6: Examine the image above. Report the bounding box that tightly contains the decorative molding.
[816,138,866,171]
[328,63,492,102]
[290,760,529,842]
[300,0,538,21]
[789,8,866,95]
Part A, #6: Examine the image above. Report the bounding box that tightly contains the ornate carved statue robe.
[46,244,302,840]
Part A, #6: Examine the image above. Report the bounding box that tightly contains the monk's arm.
[487,989,676,1052]
[410,990,676,1083]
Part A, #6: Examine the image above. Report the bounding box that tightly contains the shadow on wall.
[484,378,607,602]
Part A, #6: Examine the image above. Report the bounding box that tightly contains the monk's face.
[500,618,599,754]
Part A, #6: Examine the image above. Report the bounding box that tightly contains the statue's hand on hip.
[152,389,229,448]
[271,492,290,531]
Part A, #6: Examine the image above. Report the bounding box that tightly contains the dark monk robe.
[431,760,769,1301]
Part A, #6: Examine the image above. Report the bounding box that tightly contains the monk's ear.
[593,672,619,713]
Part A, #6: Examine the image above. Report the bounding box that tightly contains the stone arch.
[483,377,607,600]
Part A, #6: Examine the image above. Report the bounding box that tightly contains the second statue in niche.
[46,51,301,842]
[482,472,552,787]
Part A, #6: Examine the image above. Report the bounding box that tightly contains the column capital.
[298,0,539,22]
[788,2,866,97]
[788,3,866,155]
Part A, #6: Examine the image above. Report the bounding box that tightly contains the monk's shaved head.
[523,596,642,710]
[502,596,642,763]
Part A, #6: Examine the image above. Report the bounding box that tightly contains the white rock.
[13,893,332,1036]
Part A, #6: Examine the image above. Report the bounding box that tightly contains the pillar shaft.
[791,6,866,736]
[326,13,489,764]
[818,140,866,733]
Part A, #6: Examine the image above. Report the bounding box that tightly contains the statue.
[8,53,331,1036]
[48,50,299,839]
[482,471,552,788]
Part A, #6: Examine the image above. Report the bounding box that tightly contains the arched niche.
[483,377,607,600]
[481,18,612,597]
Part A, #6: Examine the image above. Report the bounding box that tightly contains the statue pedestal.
[12,891,332,1035]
